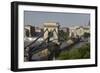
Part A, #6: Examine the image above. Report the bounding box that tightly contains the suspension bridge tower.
[43,22,60,44]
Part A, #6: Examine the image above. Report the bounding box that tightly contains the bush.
[56,43,90,60]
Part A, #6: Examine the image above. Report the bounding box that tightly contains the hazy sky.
[24,11,90,27]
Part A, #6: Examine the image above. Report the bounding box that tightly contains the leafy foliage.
[83,32,90,38]
[59,30,69,41]
[56,43,90,60]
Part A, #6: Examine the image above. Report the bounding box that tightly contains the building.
[24,25,35,37]
[76,26,90,37]
[69,26,90,38]
[35,27,42,32]
[69,26,77,38]
[60,27,69,33]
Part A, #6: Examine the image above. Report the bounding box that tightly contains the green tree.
[59,30,69,42]
[83,32,90,38]
[56,43,90,60]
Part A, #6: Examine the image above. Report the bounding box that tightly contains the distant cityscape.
[24,22,90,40]
[24,22,90,61]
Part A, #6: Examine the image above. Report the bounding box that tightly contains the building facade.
[24,25,35,37]
[69,26,90,38]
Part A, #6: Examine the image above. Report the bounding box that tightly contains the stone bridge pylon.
[43,22,60,44]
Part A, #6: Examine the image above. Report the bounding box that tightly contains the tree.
[59,30,69,41]
[56,43,90,60]
[83,32,90,38]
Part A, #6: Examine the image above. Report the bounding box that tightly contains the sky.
[24,11,90,27]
